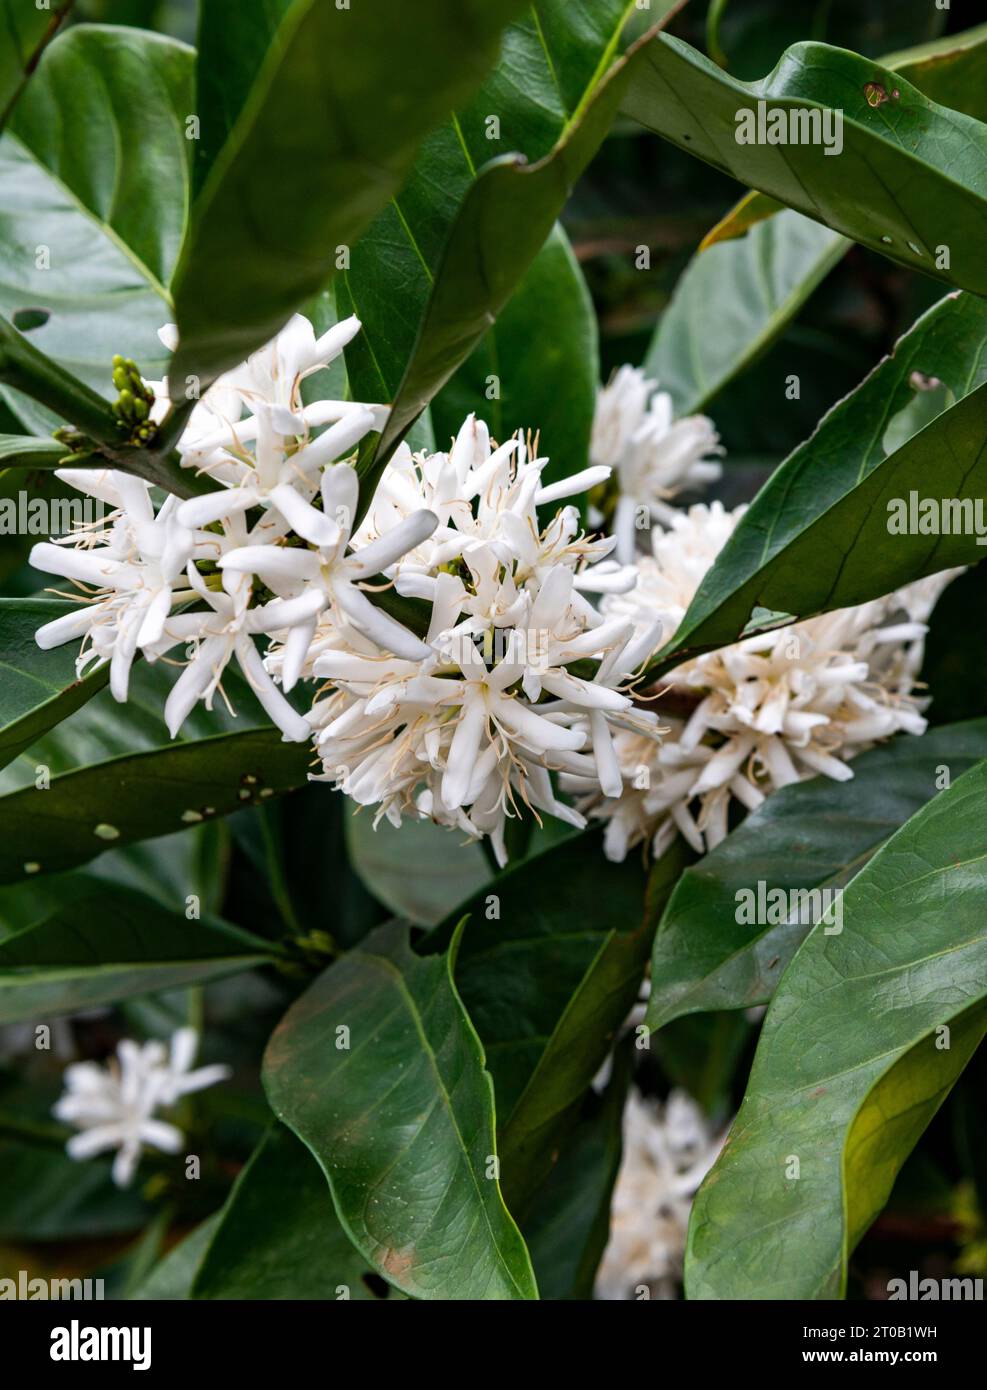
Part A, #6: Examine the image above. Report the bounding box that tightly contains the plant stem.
[0,314,119,445]
[0,315,219,498]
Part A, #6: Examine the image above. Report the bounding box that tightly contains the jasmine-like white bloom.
[53,1028,229,1188]
[217,460,437,679]
[300,422,667,863]
[596,1088,726,1300]
[591,365,723,562]
[30,469,196,702]
[148,313,380,472]
[578,502,961,859]
[354,415,619,596]
[30,336,667,855]
[30,317,428,740]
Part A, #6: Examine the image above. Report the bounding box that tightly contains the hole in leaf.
[12,306,50,331]
[882,378,953,455]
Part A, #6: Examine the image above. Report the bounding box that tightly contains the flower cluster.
[574,502,959,860]
[54,1028,229,1187]
[31,321,666,864]
[595,1086,725,1300]
[298,417,665,865]
[590,365,723,563]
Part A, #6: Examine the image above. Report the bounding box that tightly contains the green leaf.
[883,21,987,122]
[621,36,987,296]
[172,0,529,389]
[0,600,109,773]
[0,1136,152,1241]
[644,209,847,415]
[341,2,635,417]
[648,721,987,1031]
[430,225,598,486]
[430,830,688,1212]
[345,809,489,929]
[685,759,987,1299]
[650,291,987,676]
[341,3,649,477]
[0,883,272,1024]
[0,0,71,129]
[0,728,310,884]
[263,920,538,1301]
[0,25,194,430]
[521,1039,632,1300]
[192,1124,394,1300]
[131,1215,222,1300]
[0,434,64,468]
[191,0,293,195]
[364,19,669,477]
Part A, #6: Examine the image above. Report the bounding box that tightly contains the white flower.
[30,317,429,739]
[595,1087,725,1300]
[53,1028,229,1188]
[217,460,437,679]
[355,414,617,590]
[149,313,380,471]
[578,502,961,859]
[30,469,196,702]
[591,365,723,562]
[304,426,666,864]
[30,343,671,856]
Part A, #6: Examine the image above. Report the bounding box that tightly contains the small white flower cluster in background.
[53,1028,229,1187]
[590,365,723,563]
[571,501,960,860]
[595,1087,726,1300]
[30,319,669,866]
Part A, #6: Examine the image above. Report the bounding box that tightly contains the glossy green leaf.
[341,2,633,407]
[622,36,987,296]
[365,22,666,476]
[0,434,62,468]
[0,655,266,792]
[0,728,310,884]
[0,600,109,773]
[264,920,538,1301]
[430,225,598,485]
[344,809,489,929]
[191,0,293,194]
[343,4,646,479]
[0,1137,152,1241]
[521,1039,632,1300]
[884,21,987,122]
[0,25,193,431]
[192,1124,392,1300]
[172,0,529,389]
[686,759,987,1299]
[650,291,987,677]
[648,721,987,1031]
[0,820,230,941]
[0,0,71,128]
[644,209,847,415]
[431,830,688,1212]
[131,1215,222,1300]
[0,883,272,1024]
